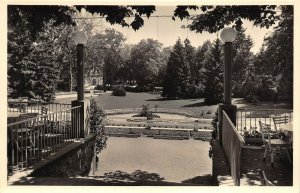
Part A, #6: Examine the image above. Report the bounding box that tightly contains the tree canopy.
[8,5,283,38]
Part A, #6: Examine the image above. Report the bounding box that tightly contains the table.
[280,123,293,141]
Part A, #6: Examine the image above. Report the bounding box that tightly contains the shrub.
[94,85,103,90]
[90,98,107,153]
[112,86,126,96]
[124,85,152,93]
[57,81,70,91]
[132,104,160,120]
[211,111,218,140]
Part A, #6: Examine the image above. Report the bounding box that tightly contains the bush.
[57,81,70,91]
[132,104,160,120]
[90,98,107,153]
[124,85,153,93]
[211,111,218,140]
[112,86,126,96]
[94,85,103,90]
[186,83,205,98]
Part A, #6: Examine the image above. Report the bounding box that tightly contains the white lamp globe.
[220,27,237,43]
[72,30,88,45]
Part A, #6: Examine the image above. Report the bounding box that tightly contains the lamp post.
[220,27,237,104]
[72,30,88,100]
[218,27,237,145]
[71,30,89,138]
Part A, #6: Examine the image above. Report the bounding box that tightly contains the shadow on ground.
[182,174,215,186]
[240,147,293,186]
[181,102,207,107]
[11,170,211,186]
[146,98,175,101]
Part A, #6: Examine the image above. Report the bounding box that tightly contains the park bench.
[93,90,102,96]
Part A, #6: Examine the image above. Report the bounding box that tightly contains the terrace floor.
[240,145,293,186]
[211,140,293,186]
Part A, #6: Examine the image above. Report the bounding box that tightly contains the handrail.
[236,108,293,133]
[7,105,82,176]
[223,111,245,144]
[222,110,245,186]
[7,101,72,105]
[237,108,292,111]
[7,106,81,127]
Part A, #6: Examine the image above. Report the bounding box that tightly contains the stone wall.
[211,139,232,185]
[104,127,212,139]
[30,134,97,177]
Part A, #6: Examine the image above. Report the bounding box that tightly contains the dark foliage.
[133,104,160,120]
[90,98,107,154]
[189,5,279,33]
[202,38,223,105]
[112,86,126,96]
[8,5,75,39]
[211,111,218,140]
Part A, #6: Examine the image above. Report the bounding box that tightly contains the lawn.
[55,91,292,119]
[55,92,219,118]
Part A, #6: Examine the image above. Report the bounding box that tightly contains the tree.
[8,5,75,40]
[202,38,223,105]
[183,39,195,84]
[87,28,126,87]
[188,5,279,33]
[251,5,293,105]
[8,23,36,99]
[31,21,70,101]
[156,46,172,86]
[232,27,254,97]
[178,39,192,97]
[8,5,281,38]
[162,39,186,99]
[129,39,163,86]
[194,40,212,85]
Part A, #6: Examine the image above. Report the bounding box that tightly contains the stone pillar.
[224,42,233,105]
[71,41,90,139]
[218,41,237,145]
[76,44,85,101]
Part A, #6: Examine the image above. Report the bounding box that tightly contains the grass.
[55,92,219,118]
[55,92,292,119]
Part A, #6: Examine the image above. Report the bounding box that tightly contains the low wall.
[104,126,212,139]
[30,134,97,177]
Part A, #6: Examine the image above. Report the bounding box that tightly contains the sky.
[81,6,275,54]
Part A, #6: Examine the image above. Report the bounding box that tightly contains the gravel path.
[94,137,212,184]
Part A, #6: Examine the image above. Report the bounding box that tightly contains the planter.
[245,138,263,145]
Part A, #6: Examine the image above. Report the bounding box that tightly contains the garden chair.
[259,170,275,186]
[273,116,289,132]
[259,121,291,167]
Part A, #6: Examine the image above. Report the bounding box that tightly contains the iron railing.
[7,106,81,175]
[222,110,245,186]
[236,108,293,134]
[7,101,72,123]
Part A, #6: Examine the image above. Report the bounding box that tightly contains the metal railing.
[222,110,245,186]
[7,106,81,175]
[236,108,293,134]
[7,101,72,123]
